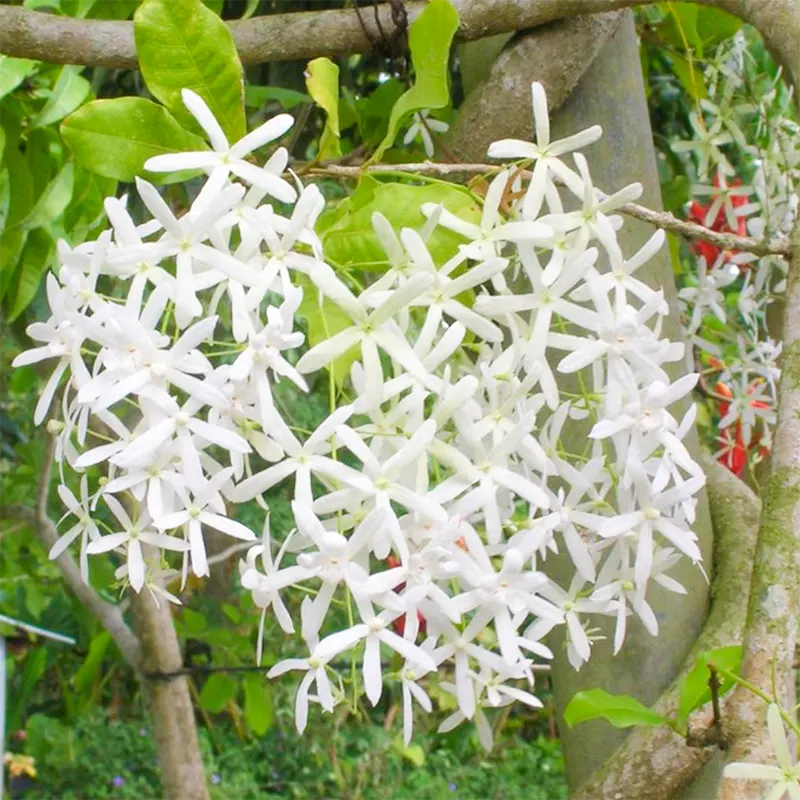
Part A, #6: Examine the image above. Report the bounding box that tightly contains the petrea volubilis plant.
[13,79,711,747]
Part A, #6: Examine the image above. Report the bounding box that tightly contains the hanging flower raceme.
[15,83,708,746]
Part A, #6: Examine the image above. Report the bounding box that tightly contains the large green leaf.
[305,57,341,160]
[33,66,92,128]
[7,227,55,320]
[61,97,208,183]
[319,178,481,268]
[199,673,237,713]
[134,0,246,142]
[243,673,273,735]
[3,146,35,227]
[677,645,742,725]
[371,0,459,161]
[21,162,74,229]
[563,689,667,729]
[695,8,742,49]
[0,56,36,99]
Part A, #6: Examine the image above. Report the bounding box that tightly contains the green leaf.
[21,162,74,229]
[666,3,702,54]
[305,57,342,160]
[134,0,246,142]
[392,739,426,767]
[563,689,667,729]
[245,85,311,110]
[73,632,111,694]
[671,53,707,101]
[7,227,54,320]
[178,607,208,636]
[199,673,238,713]
[4,145,35,227]
[661,174,690,213]
[243,673,273,735]
[0,56,36,99]
[0,228,28,302]
[61,97,208,183]
[371,0,459,161]
[319,179,481,268]
[241,0,260,20]
[356,78,405,146]
[695,7,742,49]
[678,645,742,725]
[33,66,92,128]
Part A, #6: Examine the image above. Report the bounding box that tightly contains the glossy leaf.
[695,7,742,48]
[33,66,92,129]
[371,0,459,161]
[563,689,667,729]
[243,673,273,735]
[134,0,246,142]
[61,97,208,183]
[677,645,742,725]
[199,673,238,713]
[22,162,74,229]
[305,57,342,160]
[0,56,36,100]
[7,227,55,320]
[319,178,481,268]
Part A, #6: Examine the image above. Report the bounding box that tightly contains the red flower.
[687,174,750,264]
[714,381,770,476]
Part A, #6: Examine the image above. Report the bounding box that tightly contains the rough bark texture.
[575,458,761,800]
[0,1,797,95]
[449,13,625,162]
[452,12,715,790]
[717,215,800,800]
[132,577,209,800]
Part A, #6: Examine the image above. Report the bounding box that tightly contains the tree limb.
[0,0,797,94]
[302,161,793,258]
[574,457,761,800]
[4,435,142,671]
[716,213,800,800]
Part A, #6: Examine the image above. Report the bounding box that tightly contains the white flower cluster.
[15,84,706,745]
[675,34,798,467]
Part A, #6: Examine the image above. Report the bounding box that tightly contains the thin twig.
[708,664,726,748]
[295,161,793,258]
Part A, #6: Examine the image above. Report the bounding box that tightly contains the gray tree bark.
[132,579,210,800]
[451,12,715,793]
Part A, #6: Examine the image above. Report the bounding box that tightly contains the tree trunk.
[452,12,715,793]
[132,586,209,800]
